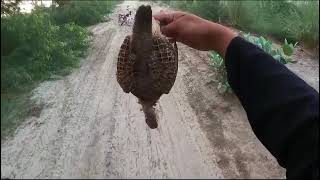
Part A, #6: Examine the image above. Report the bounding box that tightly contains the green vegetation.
[242,33,297,64]
[51,0,118,26]
[158,0,316,94]
[1,0,119,139]
[159,0,319,49]
[209,33,297,94]
[209,52,231,94]
[1,11,90,92]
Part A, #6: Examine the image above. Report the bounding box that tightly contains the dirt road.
[1,1,318,179]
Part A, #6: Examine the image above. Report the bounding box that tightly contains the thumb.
[160,22,177,38]
[153,13,174,26]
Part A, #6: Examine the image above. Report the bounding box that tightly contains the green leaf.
[258,37,265,46]
[280,57,288,64]
[273,55,281,61]
[282,44,294,56]
[286,57,297,63]
[270,49,277,56]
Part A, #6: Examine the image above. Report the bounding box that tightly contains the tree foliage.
[1,0,22,16]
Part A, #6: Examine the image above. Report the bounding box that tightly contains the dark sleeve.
[225,36,319,179]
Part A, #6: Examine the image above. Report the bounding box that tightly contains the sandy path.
[2,1,317,179]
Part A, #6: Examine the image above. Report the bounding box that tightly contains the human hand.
[154,11,237,57]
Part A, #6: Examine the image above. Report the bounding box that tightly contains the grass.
[159,0,319,49]
[1,94,30,139]
[1,0,119,139]
[157,0,317,93]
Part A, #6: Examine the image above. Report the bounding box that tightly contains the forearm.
[207,21,237,58]
[224,37,319,179]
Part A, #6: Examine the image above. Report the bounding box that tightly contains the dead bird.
[116,5,178,129]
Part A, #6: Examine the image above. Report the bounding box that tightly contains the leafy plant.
[242,33,297,64]
[1,0,22,16]
[209,52,232,94]
[282,38,298,56]
[210,33,297,94]
[1,11,90,91]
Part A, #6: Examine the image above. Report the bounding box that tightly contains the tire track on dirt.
[177,43,285,178]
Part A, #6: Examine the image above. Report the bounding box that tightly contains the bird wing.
[148,36,178,94]
[116,35,135,93]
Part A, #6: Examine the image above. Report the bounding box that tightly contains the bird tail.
[140,100,158,129]
[133,5,152,34]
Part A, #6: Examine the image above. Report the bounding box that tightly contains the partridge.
[117,5,178,129]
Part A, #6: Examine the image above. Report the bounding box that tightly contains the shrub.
[0,0,120,139]
[161,0,319,48]
[210,33,297,94]
[1,10,90,92]
[242,33,297,64]
[209,52,231,94]
[51,0,119,26]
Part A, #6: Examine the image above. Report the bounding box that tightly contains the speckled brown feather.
[149,36,178,94]
[117,35,178,95]
[116,5,178,129]
[116,35,134,93]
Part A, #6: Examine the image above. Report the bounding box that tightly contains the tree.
[1,0,22,16]
[32,0,46,6]
[52,0,71,7]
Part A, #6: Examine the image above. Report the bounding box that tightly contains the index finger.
[153,12,174,26]
[154,11,187,25]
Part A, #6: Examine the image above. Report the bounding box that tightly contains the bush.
[209,52,231,94]
[51,0,119,26]
[210,33,297,94]
[242,33,297,64]
[1,0,119,139]
[161,0,319,48]
[1,10,90,92]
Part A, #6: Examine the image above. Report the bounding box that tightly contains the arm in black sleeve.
[225,36,319,179]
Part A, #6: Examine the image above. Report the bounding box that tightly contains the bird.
[116,5,178,129]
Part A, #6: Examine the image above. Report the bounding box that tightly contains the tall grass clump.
[51,0,119,26]
[284,1,319,48]
[159,0,319,49]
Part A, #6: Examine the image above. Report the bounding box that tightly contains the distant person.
[154,11,319,180]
